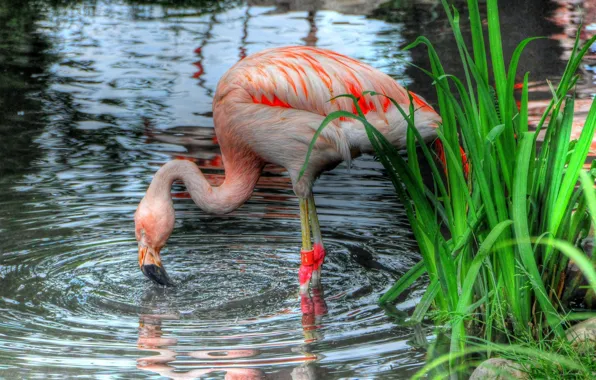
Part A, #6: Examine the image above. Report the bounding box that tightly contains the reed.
[302,0,596,375]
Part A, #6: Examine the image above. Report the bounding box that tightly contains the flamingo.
[134,46,441,292]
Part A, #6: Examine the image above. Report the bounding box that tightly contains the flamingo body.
[213,46,439,197]
[135,46,440,287]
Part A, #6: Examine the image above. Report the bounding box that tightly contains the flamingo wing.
[213,46,439,168]
[216,46,425,121]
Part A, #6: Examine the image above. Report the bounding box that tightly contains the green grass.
[301,0,596,376]
[414,330,596,379]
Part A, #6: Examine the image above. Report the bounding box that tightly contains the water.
[0,0,583,378]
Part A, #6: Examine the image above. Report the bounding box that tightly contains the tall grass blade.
[379,261,426,304]
[514,132,563,334]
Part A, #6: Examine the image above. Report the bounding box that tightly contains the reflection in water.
[0,0,581,378]
[248,0,386,16]
[0,0,56,175]
[137,315,269,379]
[136,288,326,379]
[300,287,327,345]
[370,0,566,103]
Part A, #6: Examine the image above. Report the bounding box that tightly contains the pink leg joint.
[298,243,326,287]
[313,243,325,269]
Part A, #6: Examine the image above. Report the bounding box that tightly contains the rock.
[566,317,596,350]
[469,358,527,380]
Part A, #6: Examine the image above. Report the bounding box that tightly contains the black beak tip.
[141,264,176,287]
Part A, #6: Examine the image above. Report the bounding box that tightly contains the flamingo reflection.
[137,314,266,379]
[300,286,327,344]
[136,288,326,379]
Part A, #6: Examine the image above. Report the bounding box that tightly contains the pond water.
[0,0,584,378]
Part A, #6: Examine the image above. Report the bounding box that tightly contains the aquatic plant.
[302,0,596,375]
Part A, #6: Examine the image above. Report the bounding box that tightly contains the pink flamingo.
[134,46,441,292]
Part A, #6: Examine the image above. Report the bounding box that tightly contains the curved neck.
[147,159,262,215]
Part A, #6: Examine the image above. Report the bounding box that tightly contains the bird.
[134,46,441,293]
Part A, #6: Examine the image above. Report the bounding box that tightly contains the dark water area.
[374,0,569,99]
[0,0,587,378]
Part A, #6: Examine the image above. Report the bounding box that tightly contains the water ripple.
[0,1,432,378]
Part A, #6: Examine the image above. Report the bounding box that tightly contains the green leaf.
[514,132,563,335]
[450,220,513,354]
[551,98,596,235]
[379,261,427,305]
[412,280,440,323]
[298,110,363,180]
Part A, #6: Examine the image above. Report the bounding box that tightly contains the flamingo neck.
[147,159,262,215]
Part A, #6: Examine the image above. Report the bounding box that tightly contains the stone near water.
[469,358,527,380]
[566,317,596,352]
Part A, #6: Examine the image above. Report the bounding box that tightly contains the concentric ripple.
[0,212,427,378]
[0,1,433,378]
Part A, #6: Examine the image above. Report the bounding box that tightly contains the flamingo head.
[134,196,176,287]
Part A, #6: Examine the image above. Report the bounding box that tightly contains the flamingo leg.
[300,194,328,343]
[299,198,313,294]
[307,194,325,288]
[299,198,312,252]
[299,195,326,293]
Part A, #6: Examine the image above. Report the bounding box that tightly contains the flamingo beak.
[139,245,175,287]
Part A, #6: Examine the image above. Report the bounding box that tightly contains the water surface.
[0,0,583,378]
[0,1,428,378]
